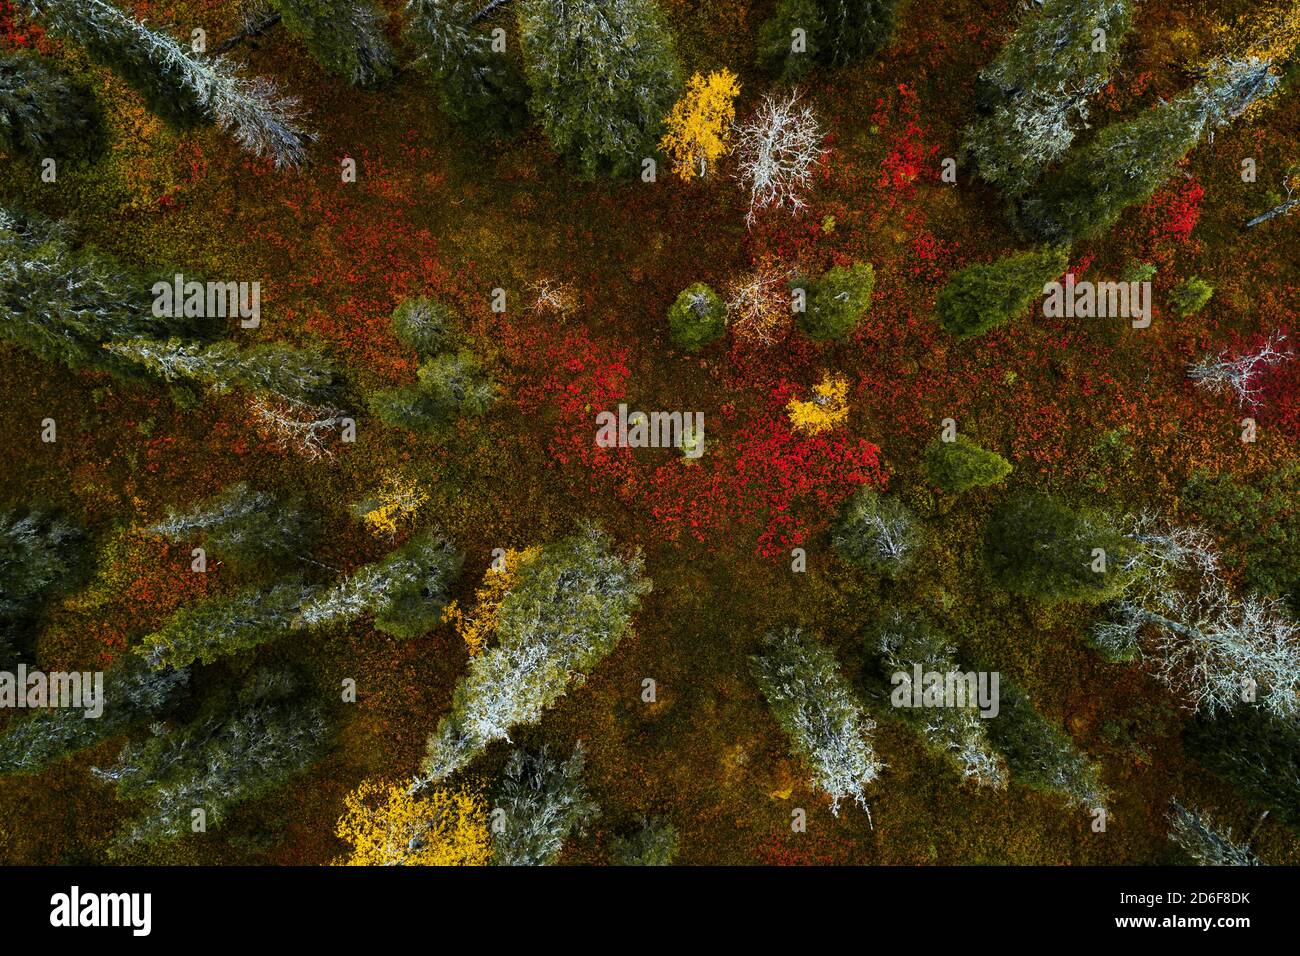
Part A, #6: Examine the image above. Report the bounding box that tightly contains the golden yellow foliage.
[334,779,490,866]
[660,69,741,181]
[442,546,541,656]
[362,471,429,538]
[786,372,851,435]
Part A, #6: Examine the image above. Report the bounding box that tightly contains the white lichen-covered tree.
[148,482,312,567]
[965,0,1132,193]
[1188,330,1292,407]
[831,488,921,578]
[1092,511,1300,718]
[733,90,827,225]
[875,613,1007,789]
[490,742,600,866]
[751,627,882,816]
[1168,801,1261,866]
[18,0,311,168]
[297,529,463,639]
[419,526,650,783]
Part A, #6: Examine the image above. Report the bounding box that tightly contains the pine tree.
[491,742,600,865]
[297,529,463,639]
[935,246,1069,339]
[148,483,313,569]
[751,626,881,815]
[831,489,921,577]
[18,0,311,168]
[0,209,197,378]
[137,576,318,669]
[1021,58,1279,243]
[757,0,823,81]
[405,0,528,134]
[96,670,327,848]
[0,661,188,775]
[517,0,681,178]
[667,282,727,351]
[798,261,875,341]
[1186,708,1300,828]
[924,434,1013,494]
[965,0,1132,194]
[985,492,1137,604]
[0,50,101,160]
[984,679,1108,810]
[421,526,650,782]
[272,0,395,87]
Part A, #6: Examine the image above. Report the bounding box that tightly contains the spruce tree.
[924,434,1013,494]
[984,492,1137,604]
[870,612,1006,788]
[818,0,900,67]
[491,742,600,866]
[667,282,726,351]
[0,209,197,378]
[1021,58,1279,243]
[798,261,875,341]
[421,526,649,781]
[96,670,327,848]
[17,0,311,167]
[272,0,395,87]
[965,0,1132,194]
[517,0,681,178]
[757,0,823,81]
[0,662,188,775]
[148,483,313,569]
[1185,708,1300,828]
[935,246,1069,339]
[297,529,463,639]
[391,295,456,357]
[405,0,528,134]
[137,576,318,669]
[0,50,101,160]
[612,816,680,865]
[369,349,497,432]
[831,489,921,577]
[0,507,84,623]
[751,626,881,815]
[984,679,1108,810]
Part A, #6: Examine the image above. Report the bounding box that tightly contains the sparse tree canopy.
[734,90,827,225]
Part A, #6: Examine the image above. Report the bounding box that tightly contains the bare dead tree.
[1188,330,1292,407]
[733,90,827,226]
